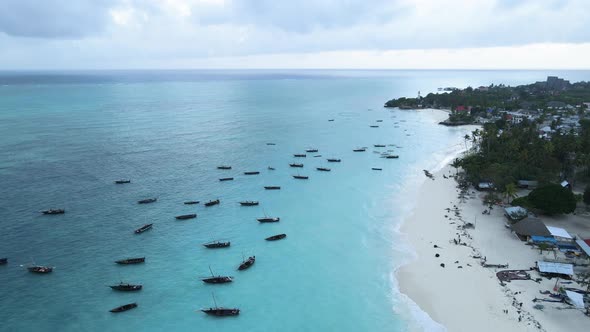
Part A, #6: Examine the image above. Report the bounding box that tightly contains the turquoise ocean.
[1,70,589,332]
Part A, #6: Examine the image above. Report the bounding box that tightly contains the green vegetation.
[584,186,590,205]
[526,184,577,215]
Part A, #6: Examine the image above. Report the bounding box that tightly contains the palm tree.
[503,183,518,204]
[464,134,471,150]
[451,158,461,175]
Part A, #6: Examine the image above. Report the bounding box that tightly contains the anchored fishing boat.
[237,256,255,271]
[110,303,137,313]
[41,209,65,215]
[114,179,131,184]
[175,214,197,220]
[115,257,145,265]
[239,201,259,206]
[219,177,234,181]
[244,171,260,175]
[316,167,330,172]
[27,265,53,274]
[134,223,153,234]
[201,293,239,317]
[305,148,318,153]
[201,266,233,284]
[289,163,304,168]
[293,175,309,179]
[184,200,199,205]
[293,154,306,158]
[353,148,366,152]
[217,166,231,170]
[203,240,230,249]
[205,199,220,207]
[257,216,280,223]
[264,186,280,190]
[137,198,157,204]
[265,234,287,241]
[110,282,142,291]
[327,158,341,162]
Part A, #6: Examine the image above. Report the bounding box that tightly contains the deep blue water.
[0,70,588,332]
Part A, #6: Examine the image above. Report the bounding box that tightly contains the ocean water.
[0,70,588,332]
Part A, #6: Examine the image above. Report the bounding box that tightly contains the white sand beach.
[397,164,589,332]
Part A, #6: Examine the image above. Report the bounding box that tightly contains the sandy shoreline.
[396,164,589,332]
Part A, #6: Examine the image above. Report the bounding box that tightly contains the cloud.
[0,0,589,68]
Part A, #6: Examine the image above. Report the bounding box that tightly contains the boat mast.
[209,265,214,277]
[212,292,218,308]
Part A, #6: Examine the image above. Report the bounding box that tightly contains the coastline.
[396,163,589,331]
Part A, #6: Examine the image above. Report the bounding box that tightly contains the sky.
[0,0,589,69]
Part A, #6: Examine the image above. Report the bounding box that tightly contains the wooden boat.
[266,143,276,146]
[134,223,153,234]
[27,265,53,274]
[137,198,157,204]
[219,177,234,181]
[265,234,287,241]
[385,155,399,159]
[268,166,275,170]
[353,148,366,152]
[374,144,386,147]
[110,303,137,313]
[370,125,379,128]
[313,155,322,158]
[293,154,306,157]
[237,256,255,271]
[306,149,318,153]
[115,257,145,265]
[293,175,309,179]
[376,120,383,122]
[316,167,330,172]
[110,282,142,291]
[328,119,335,122]
[0,258,7,265]
[239,201,259,206]
[257,217,280,223]
[244,171,260,175]
[184,201,200,205]
[205,199,220,207]
[372,168,382,171]
[114,179,131,184]
[201,266,233,284]
[217,166,232,170]
[264,186,280,190]
[327,158,341,162]
[175,214,197,220]
[289,163,304,168]
[203,241,230,249]
[201,294,239,316]
[41,209,64,215]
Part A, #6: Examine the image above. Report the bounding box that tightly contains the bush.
[584,186,590,205]
[511,196,532,209]
[528,184,577,215]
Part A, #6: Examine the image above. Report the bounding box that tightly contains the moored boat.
[384,155,399,159]
[353,148,366,152]
[370,125,379,128]
[293,175,309,179]
[257,217,280,223]
[203,241,230,249]
[374,144,386,148]
[264,186,280,190]
[115,257,145,265]
[289,163,303,168]
[239,201,259,206]
[41,209,65,215]
[376,120,383,122]
[266,143,276,146]
[201,266,233,284]
[27,265,53,274]
[265,234,287,241]
[293,154,306,158]
[110,303,137,313]
[134,223,153,234]
[201,294,239,316]
[0,258,7,265]
[237,256,255,271]
[184,200,200,205]
[306,148,318,153]
[114,179,131,184]
[327,158,341,162]
[267,166,275,170]
[219,177,234,181]
[175,214,197,220]
[372,168,382,171]
[110,282,142,291]
[316,167,330,172]
[328,119,334,121]
[217,166,231,170]
[244,171,260,175]
[138,198,157,204]
[205,199,220,207]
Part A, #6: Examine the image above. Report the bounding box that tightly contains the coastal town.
[393,77,590,331]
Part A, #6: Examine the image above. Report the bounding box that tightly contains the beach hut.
[504,206,528,223]
[536,261,574,279]
[565,290,585,309]
[546,226,573,242]
[511,217,550,241]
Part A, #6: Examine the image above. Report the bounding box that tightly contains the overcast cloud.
[0,0,588,69]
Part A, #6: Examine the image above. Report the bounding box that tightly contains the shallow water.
[1,69,588,331]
